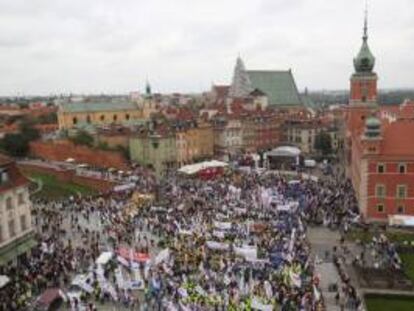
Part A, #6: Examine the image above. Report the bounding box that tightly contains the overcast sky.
[0,0,413,96]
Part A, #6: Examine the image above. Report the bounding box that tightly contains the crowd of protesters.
[0,163,366,311]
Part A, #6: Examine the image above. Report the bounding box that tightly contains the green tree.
[36,112,57,124]
[116,145,130,160]
[0,121,41,157]
[97,141,111,150]
[0,133,29,157]
[70,130,94,147]
[314,131,332,155]
[19,120,40,141]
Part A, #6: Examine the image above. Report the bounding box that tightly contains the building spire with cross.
[353,0,375,73]
[363,0,368,41]
[145,79,151,96]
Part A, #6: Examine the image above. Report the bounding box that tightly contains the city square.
[1,0,414,310]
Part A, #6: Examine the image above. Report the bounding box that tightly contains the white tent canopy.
[178,160,228,175]
[0,275,10,289]
[266,146,301,158]
[389,215,414,227]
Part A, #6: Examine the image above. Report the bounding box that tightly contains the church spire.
[145,80,151,96]
[353,1,375,73]
[363,0,368,41]
[229,55,252,98]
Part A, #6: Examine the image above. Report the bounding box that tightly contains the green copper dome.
[365,116,381,138]
[354,39,375,73]
[366,116,380,128]
[354,10,375,73]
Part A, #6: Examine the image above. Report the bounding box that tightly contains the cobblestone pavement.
[308,226,342,311]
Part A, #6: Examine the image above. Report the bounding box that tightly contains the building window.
[377,204,384,213]
[73,117,78,125]
[375,184,386,198]
[20,214,27,231]
[377,163,385,173]
[125,114,130,120]
[398,163,407,174]
[6,197,13,210]
[113,114,118,122]
[397,185,407,199]
[0,170,9,184]
[100,115,105,121]
[397,205,405,214]
[18,193,25,205]
[86,115,91,124]
[8,219,15,238]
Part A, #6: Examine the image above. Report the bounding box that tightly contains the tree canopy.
[314,131,332,155]
[0,120,41,157]
[0,133,30,157]
[70,130,94,147]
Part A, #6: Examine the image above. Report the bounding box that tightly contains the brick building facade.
[346,15,414,221]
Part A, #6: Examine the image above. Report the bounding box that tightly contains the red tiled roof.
[379,118,414,156]
[0,155,29,194]
[398,100,414,119]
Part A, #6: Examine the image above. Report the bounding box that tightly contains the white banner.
[206,241,229,251]
[115,268,128,290]
[179,229,193,236]
[71,274,94,294]
[234,246,257,261]
[96,252,113,265]
[213,230,226,239]
[154,248,170,266]
[113,183,135,192]
[129,267,145,290]
[251,297,273,311]
[213,221,232,230]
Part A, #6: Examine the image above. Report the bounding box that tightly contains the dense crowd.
[0,165,364,311]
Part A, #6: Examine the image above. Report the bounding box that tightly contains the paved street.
[308,227,342,311]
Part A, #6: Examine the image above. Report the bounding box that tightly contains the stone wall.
[30,140,129,170]
[18,163,117,192]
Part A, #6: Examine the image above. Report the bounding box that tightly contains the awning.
[266,146,301,157]
[178,160,228,175]
[0,233,37,266]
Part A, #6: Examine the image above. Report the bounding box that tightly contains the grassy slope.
[401,253,414,283]
[366,295,414,311]
[28,172,96,200]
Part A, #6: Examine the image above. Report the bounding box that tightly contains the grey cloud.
[0,0,413,95]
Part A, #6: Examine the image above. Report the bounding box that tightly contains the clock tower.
[350,8,377,106]
[347,7,378,134]
[345,6,379,168]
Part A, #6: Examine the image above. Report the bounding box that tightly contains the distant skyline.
[0,0,413,96]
